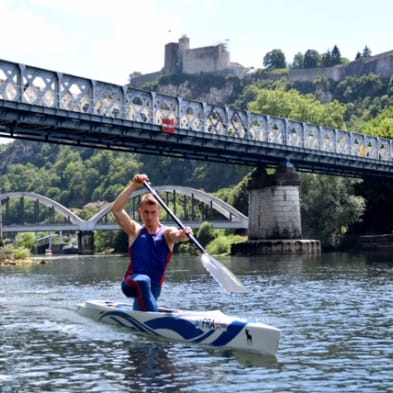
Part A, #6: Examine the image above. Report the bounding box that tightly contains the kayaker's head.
[139,193,161,229]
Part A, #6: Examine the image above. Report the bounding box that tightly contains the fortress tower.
[164,35,230,75]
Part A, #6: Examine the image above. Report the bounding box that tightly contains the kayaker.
[112,173,192,311]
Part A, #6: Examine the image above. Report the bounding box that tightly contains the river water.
[1,252,392,393]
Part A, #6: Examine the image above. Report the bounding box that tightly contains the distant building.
[129,36,393,89]
[129,35,249,88]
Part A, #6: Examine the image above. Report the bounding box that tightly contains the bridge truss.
[0,187,248,234]
[1,59,393,178]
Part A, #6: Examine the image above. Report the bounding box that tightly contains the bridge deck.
[1,58,393,178]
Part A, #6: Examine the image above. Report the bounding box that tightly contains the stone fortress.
[130,35,250,88]
[130,35,393,88]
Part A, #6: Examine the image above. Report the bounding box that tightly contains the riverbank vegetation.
[1,70,393,252]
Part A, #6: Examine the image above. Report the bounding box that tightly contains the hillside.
[1,70,393,248]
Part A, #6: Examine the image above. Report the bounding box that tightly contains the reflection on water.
[1,252,393,392]
[126,342,180,392]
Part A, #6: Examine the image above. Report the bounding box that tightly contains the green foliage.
[362,106,393,138]
[15,232,36,252]
[291,52,304,69]
[196,222,215,247]
[14,247,31,259]
[335,74,389,103]
[350,178,393,235]
[263,49,287,70]
[303,49,320,68]
[214,175,250,216]
[94,230,119,253]
[300,174,366,249]
[290,45,342,69]
[248,88,346,129]
[206,234,247,256]
[4,245,31,259]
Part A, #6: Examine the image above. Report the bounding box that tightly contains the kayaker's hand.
[132,174,150,188]
[180,227,193,241]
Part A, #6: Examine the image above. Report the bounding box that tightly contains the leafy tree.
[15,232,36,252]
[291,52,304,69]
[331,45,342,65]
[215,175,250,216]
[263,49,286,70]
[303,49,320,68]
[335,74,387,103]
[248,88,346,129]
[320,50,332,67]
[196,221,215,247]
[128,71,142,83]
[362,46,372,57]
[300,174,365,249]
[351,178,393,235]
[206,233,246,255]
[362,106,393,138]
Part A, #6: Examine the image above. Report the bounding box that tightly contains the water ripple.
[1,253,392,392]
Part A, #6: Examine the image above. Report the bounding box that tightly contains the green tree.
[303,49,320,68]
[263,49,286,70]
[196,221,215,247]
[291,52,304,69]
[320,50,332,67]
[362,106,393,138]
[300,174,365,249]
[331,45,342,65]
[362,46,372,57]
[15,232,36,252]
[248,88,346,129]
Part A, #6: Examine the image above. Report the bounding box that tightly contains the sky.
[1,0,393,86]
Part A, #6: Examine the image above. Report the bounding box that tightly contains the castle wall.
[183,44,230,74]
[288,64,346,82]
[129,71,163,88]
[344,50,393,78]
[289,50,393,83]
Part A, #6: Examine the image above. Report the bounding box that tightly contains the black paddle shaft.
[143,182,205,254]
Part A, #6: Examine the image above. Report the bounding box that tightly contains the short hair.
[140,193,159,206]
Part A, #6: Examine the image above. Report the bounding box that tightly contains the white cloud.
[0,0,183,84]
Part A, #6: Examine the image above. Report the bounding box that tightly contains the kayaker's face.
[139,203,160,228]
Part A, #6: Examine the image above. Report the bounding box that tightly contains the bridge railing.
[0,58,391,162]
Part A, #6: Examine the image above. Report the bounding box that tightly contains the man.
[112,174,192,311]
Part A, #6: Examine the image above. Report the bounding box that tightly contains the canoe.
[77,299,280,356]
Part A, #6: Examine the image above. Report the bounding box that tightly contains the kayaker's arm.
[112,174,149,236]
[165,226,193,249]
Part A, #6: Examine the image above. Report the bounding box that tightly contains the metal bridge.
[1,59,393,178]
[0,187,248,233]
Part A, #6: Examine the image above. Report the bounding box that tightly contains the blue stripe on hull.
[145,317,205,339]
[211,321,246,346]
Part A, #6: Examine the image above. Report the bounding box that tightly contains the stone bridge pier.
[78,231,95,255]
[232,166,320,255]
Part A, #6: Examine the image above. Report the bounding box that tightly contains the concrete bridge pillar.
[248,166,302,239]
[232,166,320,255]
[78,231,95,255]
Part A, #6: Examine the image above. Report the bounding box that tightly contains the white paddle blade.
[201,253,248,294]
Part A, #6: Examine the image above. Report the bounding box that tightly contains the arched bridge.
[1,58,393,179]
[0,187,248,233]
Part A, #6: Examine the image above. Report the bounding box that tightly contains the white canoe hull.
[77,300,280,356]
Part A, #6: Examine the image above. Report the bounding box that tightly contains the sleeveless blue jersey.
[125,225,173,286]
